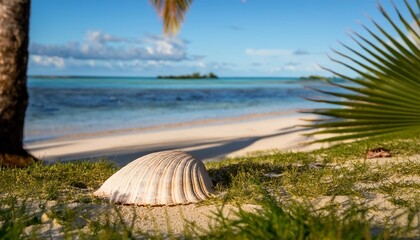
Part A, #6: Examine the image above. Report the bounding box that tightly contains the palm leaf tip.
[150,0,192,35]
[409,13,420,45]
[305,1,420,144]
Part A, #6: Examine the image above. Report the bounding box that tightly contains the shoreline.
[25,109,300,143]
[26,110,324,166]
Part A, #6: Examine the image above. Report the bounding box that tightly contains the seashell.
[94,151,214,206]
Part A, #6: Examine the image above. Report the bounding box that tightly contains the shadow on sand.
[36,126,311,167]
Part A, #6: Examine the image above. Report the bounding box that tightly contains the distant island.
[299,75,330,81]
[157,72,218,79]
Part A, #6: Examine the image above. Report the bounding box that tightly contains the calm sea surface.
[25,77,337,142]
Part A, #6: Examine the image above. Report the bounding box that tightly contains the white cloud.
[293,49,310,55]
[85,31,127,44]
[87,60,96,67]
[283,65,297,71]
[30,31,189,62]
[269,62,322,73]
[245,48,311,57]
[29,54,208,72]
[31,55,65,68]
[245,48,292,57]
[303,64,322,71]
[196,61,206,68]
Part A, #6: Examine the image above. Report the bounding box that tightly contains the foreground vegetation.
[1,132,419,239]
[305,1,420,143]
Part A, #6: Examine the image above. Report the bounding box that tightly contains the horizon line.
[27,74,331,79]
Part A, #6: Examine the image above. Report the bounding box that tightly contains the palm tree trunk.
[0,0,36,167]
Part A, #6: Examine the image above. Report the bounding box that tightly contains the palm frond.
[305,1,420,143]
[150,0,192,35]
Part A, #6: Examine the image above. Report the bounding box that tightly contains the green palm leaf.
[304,0,420,143]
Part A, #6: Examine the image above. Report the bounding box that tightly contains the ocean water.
[25,77,337,142]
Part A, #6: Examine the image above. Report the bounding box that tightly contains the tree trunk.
[0,0,36,167]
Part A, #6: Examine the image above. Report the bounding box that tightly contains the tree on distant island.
[157,72,218,79]
[208,72,218,78]
[299,75,330,81]
[0,0,192,167]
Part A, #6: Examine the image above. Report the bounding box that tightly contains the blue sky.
[28,0,416,77]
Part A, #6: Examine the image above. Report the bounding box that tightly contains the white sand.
[22,114,420,237]
[26,111,326,166]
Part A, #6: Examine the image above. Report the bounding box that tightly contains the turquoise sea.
[25,77,338,142]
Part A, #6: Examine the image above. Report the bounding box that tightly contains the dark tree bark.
[0,0,36,167]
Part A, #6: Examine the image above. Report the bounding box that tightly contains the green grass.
[0,159,117,202]
[1,132,419,238]
[206,131,420,203]
[189,197,393,240]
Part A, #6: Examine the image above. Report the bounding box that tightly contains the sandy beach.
[26,111,324,166]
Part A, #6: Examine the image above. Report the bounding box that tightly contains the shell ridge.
[191,162,204,201]
[167,152,186,205]
[194,161,207,201]
[157,152,181,205]
[148,151,179,204]
[197,166,211,199]
[120,157,149,203]
[187,159,200,202]
[129,157,152,204]
[172,153,189,203]
[143,152,170,204]
[136,153,164,204]
[118,153,157,204]
[197,161,214,198]
[95,159,144,202]
[175,153,190,204]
